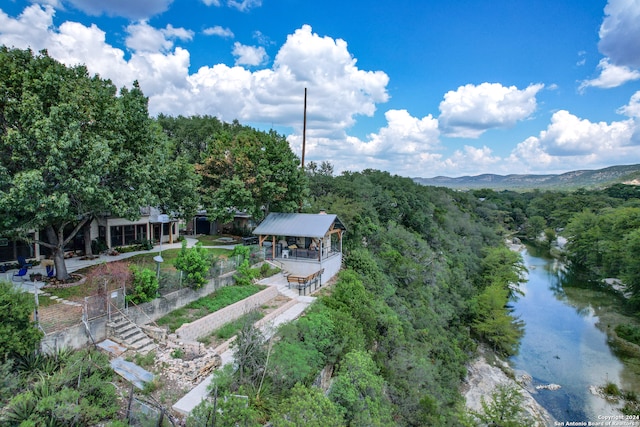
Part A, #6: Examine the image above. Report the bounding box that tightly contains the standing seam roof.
[252,213,345,238]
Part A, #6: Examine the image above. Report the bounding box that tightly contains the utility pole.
[299,87,307,212]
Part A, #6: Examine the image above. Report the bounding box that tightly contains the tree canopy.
[0,47,199,279]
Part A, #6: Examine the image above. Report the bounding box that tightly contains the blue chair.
[12,266,28,281]
[17,256,32,269]
[46,265,55,278]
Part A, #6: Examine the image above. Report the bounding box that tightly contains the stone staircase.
[107,313,157,355]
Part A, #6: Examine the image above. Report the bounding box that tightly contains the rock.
[463,348,556,426]
[535,383,561,391]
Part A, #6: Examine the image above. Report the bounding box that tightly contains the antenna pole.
[301,87,307,170]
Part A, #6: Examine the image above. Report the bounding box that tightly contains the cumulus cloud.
[0,4,56,50]
[508,109,638,173]
[65,0,173,19]
[618,91,640,118]
[228,0,262,12]
[443,146,502,174]
[232,42,267,66]
[438,82,544,138]
[580,58,640,90]
[200,0,261,11]
[203,26,234,38]
[125,22,193,52]
[598,0,640,68]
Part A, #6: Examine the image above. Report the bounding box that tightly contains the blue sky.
[2,0,640,178]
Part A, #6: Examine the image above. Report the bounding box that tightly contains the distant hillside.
[414,164,640,191]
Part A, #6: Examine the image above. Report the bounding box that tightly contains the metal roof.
[253,212,346,238]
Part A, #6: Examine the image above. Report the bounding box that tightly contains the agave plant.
[2,392,37,424]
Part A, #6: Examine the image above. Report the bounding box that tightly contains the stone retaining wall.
[175,285,279,342]
[40,272,237,353]
[126,272,236,326]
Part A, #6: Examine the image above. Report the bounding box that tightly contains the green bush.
[615,324,640,346]
[603,381,622,397]
[127,266,159,304]
[1,349,119,426]
[175,241,212,289]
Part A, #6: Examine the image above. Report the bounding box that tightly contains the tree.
[271,383,345,427]
[0,281,43,358]
[328,350,395,426]
[197,128,307,222]
[478,246,527,295]
[470,383,534,427]
[174,241,211,288]
[471,283,524,356]
[0,47,180,280]
[231,321,267,386]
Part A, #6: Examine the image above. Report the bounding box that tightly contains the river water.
[510,247,640,424]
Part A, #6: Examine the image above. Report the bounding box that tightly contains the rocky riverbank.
[462,346,556,426]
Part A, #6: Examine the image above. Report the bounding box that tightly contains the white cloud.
[580,58,640,90]
[125,22,193,53]
[232,42,267,66]
[228,0,262,12]
[438,82,544,138]
[0,4,56,50]
[444,146,502,174]
[203,26,234,38]
[136,23,388,135]
[65,0,173,19]
[598,0,640,69]
[508,109,639,173]
[200,0,260,11]
[618,91,640,118]
[363,109,440,155]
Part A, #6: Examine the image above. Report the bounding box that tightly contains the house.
[0,207,179,264]
[90,207,178,250]
[189,210,255,236]
[252,212,346,284]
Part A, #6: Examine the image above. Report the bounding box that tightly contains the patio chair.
[17,256,32,269]
[12,266,28,281]
[46,265,55,278]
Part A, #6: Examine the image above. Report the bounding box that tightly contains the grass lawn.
[125,247,233,272]
[155,284,266,332]
[45,246,234,301]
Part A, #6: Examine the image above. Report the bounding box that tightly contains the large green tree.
[0,47,198,279]
[197,128,307,222]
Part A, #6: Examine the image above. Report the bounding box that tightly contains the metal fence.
[37,250,265,334]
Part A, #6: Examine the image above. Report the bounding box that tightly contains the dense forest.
[2,49,640,425]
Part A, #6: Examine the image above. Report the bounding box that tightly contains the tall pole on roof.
[299,87,307,212]
[301,87,307,171]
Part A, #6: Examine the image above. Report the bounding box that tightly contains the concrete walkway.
[7,237,231,294]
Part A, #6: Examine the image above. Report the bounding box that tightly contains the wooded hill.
[414,164,640,191]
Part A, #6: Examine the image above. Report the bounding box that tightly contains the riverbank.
[463,345,556,426]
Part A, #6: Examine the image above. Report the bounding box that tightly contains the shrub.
[234,259,258,286]
[127,266,159,304]
[175,241,211,289]
[603,381,622,397]
[615,324,640,346]
[84,261,132,292]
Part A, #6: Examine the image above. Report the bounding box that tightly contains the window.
[124,225,136,245]
[136,224,147,241]
[111,226,123,247]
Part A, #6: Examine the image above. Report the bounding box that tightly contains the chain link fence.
[36,249,266,334]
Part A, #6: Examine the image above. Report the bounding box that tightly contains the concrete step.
[107,314,156,355]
